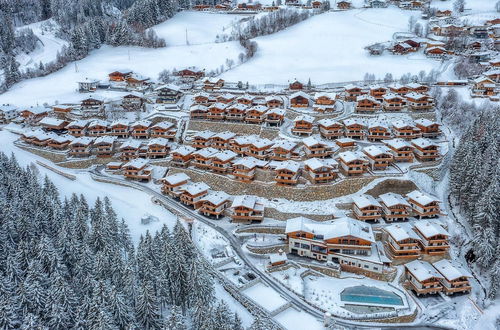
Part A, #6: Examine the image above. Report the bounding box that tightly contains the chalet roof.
[414,220,449,238]
[369,85,386,91]
[251,138,274,149]
[379,192,410,208]
[336,137,356,144]
[384,223,419,241]
[352,194,381,209]
[232,135,254,145]
[39,117,66,127]
[265,95,283,102]
[194,147,218,158]
[155,83,181,92]
[228,103,248,111]
[200,191,230,205]
[405,260,443,282]
[411,137,438,149]
[124,158,149,169]
[290,91,311,100]
[272,139,297,151]
[343,117,365,127]
[131,120,152,128]
[128,73,149,81]
[338,151,367,163]
[162,173,190,185]
[304,158,337,171]
[51,135,74,143]
[67,120,90,128]
[318,118,342,127]
[81,95,104,103]
[285,216,375,242]
[193,130,215,139]
[172,145,195,156]
[120,139,142,149]
[432,259,471,281]
[78,78,100,84]
[94,136,116,145]
[406,92,429,100]
[110,119,130,127]
[182,182,210,195]
[190,104,208,112]
[363,145,391,157]
[314,92,336,99]
[88,120,109,128]
[389,83,406,90]
[384,138,411,150]
[407,190,439,206]
[123,91,144,98]
[294,115,314,123]
[356,95,379,103]
[232,156,260,168]
[407,82,425,89]
[392,120,416,129]
[266,108,286,116]
[344,84,359,91]
[275,160,300,172]
[0,104,17,112]
[217,92,235,100]
[231,195,263,209]
[212,131,236,140]
[23,106,49,115]
[472,76,495,84]
[246,105,268,113]
[148,137,169,146]
[151,121,175,130]
[236,94,253,101]
[212,150,237,162]
[269,250,287,264]
[69,137,94,146]
[368,121,389,129]
[205,77,223,84]
[209,102,228,110]
[193,92,210,98]
[302,136,325,148]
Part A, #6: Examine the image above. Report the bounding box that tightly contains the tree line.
[0,152,275,329]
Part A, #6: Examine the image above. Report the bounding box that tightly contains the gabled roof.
[272,139,297,151]
[343,118,365,127]
[318,118,342,127]
[414,118,439,127]
[302,136,325,148]
[94,136,116,145]
[432,259,471,281]
[193,147,218,158]
[304,158,337,170]
[148,137,169,146]
[384,222,419,241]
[379,192,410,208]
[338,151,367,163]
[212,131,236,140]
[414,220,449,238]
[120,139,142,149]
[411,137,438,149]
[352,194,381,209]
[275,160,300,172]
[39,117,66,127]
[406,190,439,205]
[406,92,429,100]
[182,182,210,195]
[88,120,109,128]
[294,114,314,123]
[172,145,196,156]
[405,260,443,282]
[290,91,311,100]
[124,158,149,169]
[151,121,175,130]
[384,138,412,150]
[231,195,262,209]
[200,191,230,205]
[131,120,151,128]
[212,150,237,162]
[69,137,94,146]
[193,130,215,139]
[110,119,130,127]
[155,83,181,92]
[162,173,190,185]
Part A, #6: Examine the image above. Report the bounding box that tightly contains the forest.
[0,153,276,329]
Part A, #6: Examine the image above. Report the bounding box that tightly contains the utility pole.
[74,63,78,72]
[186,28,189,45]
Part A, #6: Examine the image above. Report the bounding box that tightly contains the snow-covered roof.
[213,150,237,161]
[352,194,381,209]
[231,195,263,209]
[194,130,215,139]
[209,102,228,110]
[272,139,297,151]
[172,145,195,156]
[363,145,390,157]
[251,138,274,149]
[124,158,149,169]
[265,95,283,102]
[411,137,438,149]
[69,137,94,146]
[318,118,342,127]
[407,82,425,89]
[343,118,365,127]
[131,120,152,128]
[368,121,389,129]
[384,223,420,242]
[162,173,190,185]
[338,151,366,163]
[414,118,438,127]
[392,120,415,129]
[0,104,17,112]
[382,93,404,101]
[151,121,175,130]
[406,190,439,206]
[228,103,248,111]
[379,192,410,208]
[414,220,449,238]
[200,191,230,205]
[148,137,169,146]
[290,91,311,100]
[314,92,336,99]
[194,147,218,158]
[190,104,208,112]
[356,95,379,103]
[182,182,210,195]
[405,260,443,282]
[39,117,66,127]
[384,138,411,150]
[275,160,300,172]
[194,91,210,98]
[110,119,130,127]
[94,136,116,145]
[294,114,314,123]
[344,83,359,90]
[217,92,235,100]
[88,119,109,128]
[51,135,73,143]
[212,131,236,140]
[120,139,142,149]
[23,106,48,115]
[304,158,336,171]
[285,217,375,242]
[269,251,287,264]
[406,92,428,100]
[432,259,471,281]
[302,136,324,148]
[155,83,181,92]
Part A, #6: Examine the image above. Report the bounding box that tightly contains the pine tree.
[135,281,162,329]
[164,305,186,330]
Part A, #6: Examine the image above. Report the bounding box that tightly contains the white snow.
[274,307,324,330]
[241,282,288,312]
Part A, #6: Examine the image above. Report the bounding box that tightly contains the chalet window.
[313,234,324,240]
[300,244,310,249]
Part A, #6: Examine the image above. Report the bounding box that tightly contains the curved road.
[89,169,449,330]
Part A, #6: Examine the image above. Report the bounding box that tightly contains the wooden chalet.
[210,131,236,150]
[270,140,299,161]
[190,105,208,119]
[303,137,334,159]
[171,146,195,167]
[147,138,170,158]
[38,117,68,131]
[174,68,205,80]
[155,84,182,104]
[265,95,284,108]
[161,173,190,197]
[120,140,142,161]
[236,94,253,106]
[25,131,56,147]
[407,190,441,218]
[303,158,338,184]
[484,69,500,83]
[379,192,411,222]
[344,84,365,101]
[246,138,274,160]
[405,92,433,111]
[122,93,144,110]
[352,195,382,222]
[81,97,104,110]
[0,104,18,123]
[210,150,237,173]
[232,157,260,182]
[231,195,264,223]
[203,78,224,91]
[110,120,130,138]
[52,104,74,117]
[229,136,252,156]
[291,115,314,136]
[389,84,410,96]
[425,46,447,58]
[383,223,421,259]
[411,138,439,161]
[192,130,214,149]
[415,119,441,138]
[362,145,393,171]
[413,221,449,255]
[384,139,414,162]
[198,192,231,219]
[407,83,429,94]
[289,91,311,108]
[391,120,421,140]
[265,108,285,127]
[338,151,368,176]
[179,182,210,209]
[20,106,48,123]
[343,118,366,140]
[94,136,116,157]
[123,159,152,182]
[192,147,218,170]
[109,70,132,82]
[47,135,73,150]
[67,120,89,137]
[405,260,443,295]
[69,137,94,157]
[471,76,496,97]
[207,102,227,121]
[369,86,387,102]
[226,103,247,121]
[318,118,343,140]
[87,120,109,137]
[367,122,391,141]
[274,160,300,185]
[337,0,351,10]
[313,92,336,112]
[126,74,150,89]
[289,80,303,90]
[433,260,472,295]
[193,92,211,105]
[216,93,236,104]
[77,78,99,92]
[150,121,176,140]
[335,138,356,149]
[245,105,268,124]
[436,9,451,17]
[130,120,152,139]
[382,93,406,111]
[356,95,381,112]
[393,42,413,55]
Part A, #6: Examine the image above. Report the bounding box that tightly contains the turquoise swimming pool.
[340,285,403,306]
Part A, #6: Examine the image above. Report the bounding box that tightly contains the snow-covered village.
[0,0,499,329]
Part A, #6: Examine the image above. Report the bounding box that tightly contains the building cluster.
[192,0,327,12]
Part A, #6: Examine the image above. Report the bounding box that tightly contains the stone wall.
[364,179,419,198]
[235,226,285,234]
[264,208,333,221]
[246,243,288,254]
[187,120,262,135]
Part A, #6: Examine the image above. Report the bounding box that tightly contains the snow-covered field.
[241,282,289,312]
[221,7,447,84]
[274,307,324,330]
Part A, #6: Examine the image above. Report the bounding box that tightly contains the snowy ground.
[220,7,447,84]
[274,307,325,330]
[241,281,289,312]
